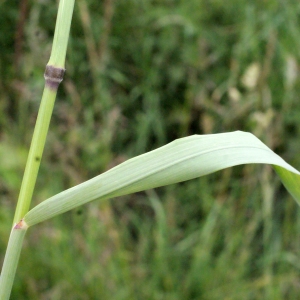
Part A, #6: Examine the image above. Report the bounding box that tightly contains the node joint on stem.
[14,219,28,230]
[44,65,65,90]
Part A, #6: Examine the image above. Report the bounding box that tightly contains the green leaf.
[24,131,300,226]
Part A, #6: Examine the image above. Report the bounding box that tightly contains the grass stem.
[0,221,28,300]
[0,0,75,297]
[13,86,58,224]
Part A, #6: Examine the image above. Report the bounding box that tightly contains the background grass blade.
[23,131,300,226]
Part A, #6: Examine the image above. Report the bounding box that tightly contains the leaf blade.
[24,131,300,226]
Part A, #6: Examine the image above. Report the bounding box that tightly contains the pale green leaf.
[24,131,300,226]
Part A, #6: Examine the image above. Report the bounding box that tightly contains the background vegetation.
[1,0,300,299]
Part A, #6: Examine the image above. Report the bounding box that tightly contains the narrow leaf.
[24,131,300,226]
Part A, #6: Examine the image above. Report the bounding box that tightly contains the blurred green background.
[1,0,300,299]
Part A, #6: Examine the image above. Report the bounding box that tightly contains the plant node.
[14,219,28,230]
[44,65,65,90]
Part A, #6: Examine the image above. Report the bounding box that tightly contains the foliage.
[1,0,300,299]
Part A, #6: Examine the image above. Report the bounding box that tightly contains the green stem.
[13,86,58,223]
[0,221,28,300]
[0,0,75,298]
[13,0,75,223]
[49,0,75,68]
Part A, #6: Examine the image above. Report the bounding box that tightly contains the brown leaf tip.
[14,219,28,230]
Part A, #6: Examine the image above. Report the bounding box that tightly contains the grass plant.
[1,0,300,299]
